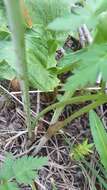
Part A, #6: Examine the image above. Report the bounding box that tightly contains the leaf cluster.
[55,1,107,94]
[70,139,93,160]
[0,154,48,190]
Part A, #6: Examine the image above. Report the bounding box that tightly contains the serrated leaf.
[64,64,98,92]
[48,0,107,33]
[13,156,48,184]
[25,0,71,43]
[63,43,107,92]
[57,50,82,73]
[89,110,107,171]
[48,3,98,32]
[0,153,14,180]
[25,0,72,27]
[0,182,19,190]
[0,35,59,91]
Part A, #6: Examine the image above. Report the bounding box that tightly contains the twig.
[36,90,40,114]
[10,86,102,95]
[4,130,28,149]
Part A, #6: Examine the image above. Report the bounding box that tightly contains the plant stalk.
[34,93,103,125]
[46,98,107,138]
[3,0,32,138]
[33,96,107,155]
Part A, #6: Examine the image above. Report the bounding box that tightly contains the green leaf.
[57,50,82,73]
[64,64,98,92]
[63,43,107,92]
[13,156,48,184]
[0,2,7,27]
[0,154,47,186]
[0,40,15,66]
[70,139,93,161]
[47,39,58,56]
[0,153,14,180]
[48,15,73,32]
[48,0,107,33]
[0,35,59,91]
[0,28,10,40]
[25,0,71,43]
[26,35,59,90]
[0,61,16,80]
[89,110,107,171]
[48,3,98,32]
[25,0,71,27]
[0,182,19,190]
[95,0,107,15]
[94,11,107,43]
[28,51,59,91]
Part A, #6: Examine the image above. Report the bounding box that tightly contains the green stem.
[4,0,32,138]
[34,93,103,125]
[50,91,72,124]
[46,97,107,138]
[34,95,107,155]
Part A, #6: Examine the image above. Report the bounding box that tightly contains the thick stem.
[46,98,107,138]
[4,0,32,138]
[33,96,107,155]
[34,93,102,125]
[50,91,72,124]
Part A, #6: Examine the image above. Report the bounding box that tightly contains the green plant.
[3,0,32,137]
[1,0,72,138]
[0,0,72,91]
[0,153,47,190]
[69,135,107,189]
[69,138,107,189]
[1,0,107,168]
[0,0,107,188]
[70,139,93,160]
[39,0,107,128]
[48,0,107,106]
[89,110,107,173]
[33,0,107,161]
